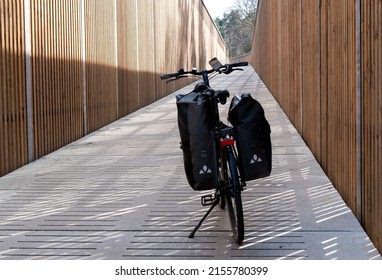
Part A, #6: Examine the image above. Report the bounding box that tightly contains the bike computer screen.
[209,57,223,71]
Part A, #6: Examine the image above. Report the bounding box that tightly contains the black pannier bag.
[176,88,218,191]
[228,93,272,181]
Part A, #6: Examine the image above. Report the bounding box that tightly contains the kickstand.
[188,201,219,238]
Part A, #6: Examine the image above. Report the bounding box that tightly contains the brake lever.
[222,66,232,74]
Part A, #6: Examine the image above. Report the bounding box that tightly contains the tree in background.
[215,0,258,57]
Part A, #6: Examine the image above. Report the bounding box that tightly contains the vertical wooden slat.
[153,0,165,100]
[280,0,289,116]
[8,0,14,170]
[289,0,302,131]
[0,0,5,175]
[1,0,9,173]
[320,0,329,174]
[9,0,15,170]
[15,0,25,168]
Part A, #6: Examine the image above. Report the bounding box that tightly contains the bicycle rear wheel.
[225,150,244,244]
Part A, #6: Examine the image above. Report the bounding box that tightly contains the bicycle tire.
[225,149,244,244]
[218,161,226,209]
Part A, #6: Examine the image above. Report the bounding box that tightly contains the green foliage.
[215,0,258,57]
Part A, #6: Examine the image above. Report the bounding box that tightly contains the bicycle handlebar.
[160,61,249,80]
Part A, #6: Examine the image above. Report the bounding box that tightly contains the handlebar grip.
[229,62,249,68]
[161,73,178,80]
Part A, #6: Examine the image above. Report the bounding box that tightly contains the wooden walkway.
[0,67,380,260]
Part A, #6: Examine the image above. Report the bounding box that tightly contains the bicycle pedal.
[201,194,215,206]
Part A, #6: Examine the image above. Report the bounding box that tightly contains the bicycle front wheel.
[225,150,244,244]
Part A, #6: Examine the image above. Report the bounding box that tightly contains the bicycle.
[161,58,249,244]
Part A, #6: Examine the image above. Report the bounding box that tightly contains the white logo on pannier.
[199,165,212,174]
[250,154,262,164]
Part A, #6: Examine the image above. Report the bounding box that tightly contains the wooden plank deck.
[0,67,380,260]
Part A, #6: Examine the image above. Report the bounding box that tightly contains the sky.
[203,0,236,19]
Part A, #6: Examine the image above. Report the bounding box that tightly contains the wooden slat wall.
[287,0,302,132]
[30,0,83,159]
[321,0,358,211]
[280,0,289,117]
[0,0,228,177]
[153,0,166,100]
[249,0,381,254]
[301,0,321,160]
[116,0,139,116]
[362,0,382,254]
[137,0,155,108]
[84,0,117,133]
[0,0,27,176]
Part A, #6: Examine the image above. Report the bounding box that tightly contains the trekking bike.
[161,58,248,244]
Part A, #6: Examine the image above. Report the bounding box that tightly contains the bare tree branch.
[215,0,258,57]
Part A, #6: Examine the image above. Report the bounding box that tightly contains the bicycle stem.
[202,71,210,87]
